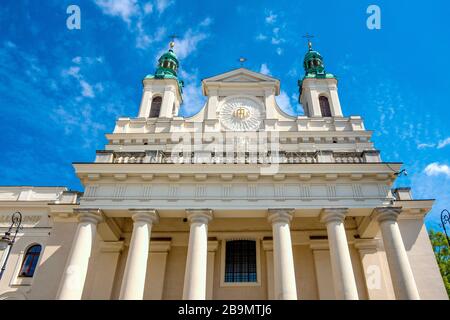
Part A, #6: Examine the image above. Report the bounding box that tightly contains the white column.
[119,209,159,300]
[56,209,103,300]
[138,88,153,117]
[268,209,298,300]
[160,87,175,118]
[320,208,359,300]
[374,208,420,300]
[183,209,213,300]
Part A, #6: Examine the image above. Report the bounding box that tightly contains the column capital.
[373,207,402,223]
[73,208,103,224]
[186,209,213,224]
[268,208,294,224]
[319,208,348,224]
[129,209,159,224]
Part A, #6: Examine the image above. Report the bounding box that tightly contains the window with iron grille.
[19,244,42,277]
[224,240,257,283]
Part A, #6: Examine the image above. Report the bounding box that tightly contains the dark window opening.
[319,96,332,117]
[19,244,42,277]
[224,240,257,283]
[149,96,162,118]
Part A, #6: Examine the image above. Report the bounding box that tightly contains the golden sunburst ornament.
[219,97,264,131]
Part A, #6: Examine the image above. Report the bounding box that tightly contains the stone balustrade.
[95,150,381,164]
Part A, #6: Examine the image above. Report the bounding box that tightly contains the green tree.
[429,229,450,297]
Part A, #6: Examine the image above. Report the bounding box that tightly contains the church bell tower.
[137,41,184,119]
[298,40,343,118]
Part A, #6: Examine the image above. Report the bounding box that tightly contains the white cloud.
[255,33,267,41]
[437,137,450,149]
[259,63,271,76]
[276,47,283,55]
[287,66,298,77]
[424,163,450,177]
[72,56,82,64]
[417,143,435,149]
[80,80,95,98]
[417,137,450,150]
[199,17,213,27]
[171,29,208,60]
[156,0,174,14]
[265,11,277,24]
[178,69,205,116]
[94,0,139,23]
[143,2,153,14]
[63,66,81,79]
[136,22,166,49]
[62,62,100,98]
[276,90,293,114]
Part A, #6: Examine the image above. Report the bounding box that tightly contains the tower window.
[224,240,257,283]
[319,96,332,117]
[149,96,162,118]
[19,244,42,277]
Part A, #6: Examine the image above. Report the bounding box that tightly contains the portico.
[55,203,422,300]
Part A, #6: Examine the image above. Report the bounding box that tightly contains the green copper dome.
[298,41,336,96]
[145,42,184,93]
[155,48,179,78]
[301,42,335,79]
[304,49,325,75]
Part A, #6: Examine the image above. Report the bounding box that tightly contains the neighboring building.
[0,41,447,300]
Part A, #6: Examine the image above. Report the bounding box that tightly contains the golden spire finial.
[169,34,177,50]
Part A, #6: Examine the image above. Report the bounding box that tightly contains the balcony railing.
[95,150,380,164]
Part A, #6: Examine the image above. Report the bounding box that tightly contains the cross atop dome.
[303,33,314,51]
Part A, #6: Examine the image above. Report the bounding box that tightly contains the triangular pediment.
[203,68,278,83]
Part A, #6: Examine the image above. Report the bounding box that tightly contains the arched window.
[19,244,42,277]
[319,96,332,117]
[224,240,257,283]
[149,96,162,118]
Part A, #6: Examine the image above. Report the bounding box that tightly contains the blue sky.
[0,0,449,230]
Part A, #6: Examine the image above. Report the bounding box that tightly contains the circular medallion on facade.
[219,97,264,131]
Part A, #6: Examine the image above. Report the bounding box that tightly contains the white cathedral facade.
[0,41,447,300]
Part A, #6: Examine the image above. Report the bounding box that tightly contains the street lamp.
[0,212,22,280]
[441,209,450,246]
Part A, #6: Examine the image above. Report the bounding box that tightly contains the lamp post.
[441,209,450,246]
[0,212,22,280]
